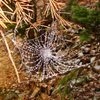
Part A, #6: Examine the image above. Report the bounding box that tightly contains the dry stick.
[0,33,13,42]
[0,30,21,83]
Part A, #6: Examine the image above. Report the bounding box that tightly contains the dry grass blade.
[0,19,7,28]
[0,7,12,28]
[0,8,11,23]
[0,30,21,83]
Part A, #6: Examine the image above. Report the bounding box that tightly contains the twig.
[0,30,21,83]
[0,32,13,42]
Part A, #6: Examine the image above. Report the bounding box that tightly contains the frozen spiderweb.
[19,31,81,81]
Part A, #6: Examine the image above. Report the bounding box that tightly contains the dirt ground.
[0,33,100,100]
[0,38,17,87]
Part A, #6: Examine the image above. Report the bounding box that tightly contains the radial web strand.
[19,31,86,81]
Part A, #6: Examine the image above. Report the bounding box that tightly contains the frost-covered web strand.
[19,32,82,81]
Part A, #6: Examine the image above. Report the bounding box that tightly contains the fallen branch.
[0,30,21,83]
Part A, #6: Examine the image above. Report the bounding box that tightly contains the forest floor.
[0,30,100,100]
[0,0,100,100]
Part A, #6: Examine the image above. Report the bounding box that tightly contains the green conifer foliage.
[71,5,100,33]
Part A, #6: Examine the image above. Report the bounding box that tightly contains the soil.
[0,38,17,88]
[0,0,100,99]
[0,32,100,100]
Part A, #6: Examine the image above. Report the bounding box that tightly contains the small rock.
[78,52,84,57]
[90,57,96,63]
[75,59,81,64]
[79,62,82,66]
[40,83,47,88]
[83,47,90,54]
[41,93,50,100]
[94,65,100,71]
[30,87,40,98]
[86,44,91,47]
[40,83,47,93]
[81,46,85,50]
[90,50,96,55]
[81,56,90,64]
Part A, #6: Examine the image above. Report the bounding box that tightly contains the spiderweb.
[19,30,84,81]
